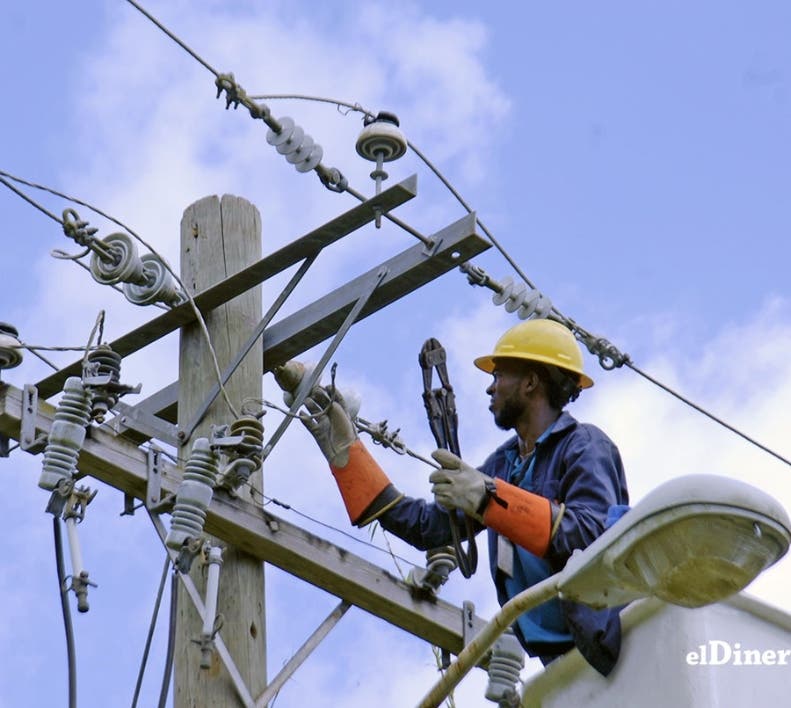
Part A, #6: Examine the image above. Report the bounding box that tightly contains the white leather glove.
[273,361,357,467]
[429,449,488,521]
[299,386,358,467]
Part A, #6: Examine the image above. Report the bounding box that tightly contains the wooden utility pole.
[175,195,266,705]
[0,179,494,705]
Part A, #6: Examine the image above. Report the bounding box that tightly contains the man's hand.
[429,449,488,521]
[273,361,358,467]
[300,386,358,467]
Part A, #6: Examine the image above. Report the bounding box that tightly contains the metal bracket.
[20,384,47,453]
[422,235,443,257]
[462,600,476,648]
[145,446,163,511]
[110,400,180,447]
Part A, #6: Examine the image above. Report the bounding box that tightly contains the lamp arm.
[418,573,560,708]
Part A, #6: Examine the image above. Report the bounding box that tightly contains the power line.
[251,488,419,569]
[254,93,791,470]
[627,362,791,467]
[125,0,219,77]
[157,571,178,708]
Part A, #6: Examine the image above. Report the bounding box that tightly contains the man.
[275,318,629,675]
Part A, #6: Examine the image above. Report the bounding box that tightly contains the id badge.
[497,534,514,578]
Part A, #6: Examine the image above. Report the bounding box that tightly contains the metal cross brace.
[180,254,317,443]
[261,266,389,459]
[254,600,351,707]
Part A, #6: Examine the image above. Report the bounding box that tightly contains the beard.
[492,391,524,430]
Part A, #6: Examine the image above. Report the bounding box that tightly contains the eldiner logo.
[686,640,791,666]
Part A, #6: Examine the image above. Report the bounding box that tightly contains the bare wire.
[626,362,791,467]
[248,487,418,568]
[125,0,219,76]
[0,174,64,224]
[81,310,105,369]
[26,346,60,371]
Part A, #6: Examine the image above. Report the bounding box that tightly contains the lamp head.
[559,475,791,609]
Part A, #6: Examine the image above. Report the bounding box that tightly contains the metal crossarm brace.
[106,211,488,439]
[261,212,483,368]
[0,383,488,653]
[109,400,179,447]
[181,254,317,443]
[255,601,351,707]
[262,266,388,458]
[35,176,419,399]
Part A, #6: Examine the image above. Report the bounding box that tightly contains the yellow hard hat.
[474,319,594,388]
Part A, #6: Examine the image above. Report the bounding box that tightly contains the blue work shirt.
[499,422,573,647]
[379,411,629,676]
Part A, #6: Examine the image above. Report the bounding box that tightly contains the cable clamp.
[215,72,245,110]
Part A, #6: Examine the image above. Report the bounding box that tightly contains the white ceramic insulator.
[202,546,223,638]
[65,516,85,579]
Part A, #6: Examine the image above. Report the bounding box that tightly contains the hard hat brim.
[474,353,594,389]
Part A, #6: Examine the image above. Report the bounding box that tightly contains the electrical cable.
[0,174,64,224]
[248,487,419,569]
[131,554,171,708]
[53,516,78,708]
[626,362,791,467]
[157,571,178,708]
[26,346,60,371]
[125,0,219,77]
[81,310,105,369]
[254,93,791,470]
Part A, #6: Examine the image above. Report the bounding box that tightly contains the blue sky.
[2,1,790,706]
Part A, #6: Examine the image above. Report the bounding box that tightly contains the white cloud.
[4,2,791,707]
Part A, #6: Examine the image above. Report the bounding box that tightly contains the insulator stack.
[0,322,23,371]
[230,416,263,463]
[356,112,407,219]
[39,377,93,491]
[425,547,458,583]
[84,345,122,422]
[407,546,458,593]
[492,276,553,320]
[266,117,324,173]
[123,254,184,307]
[89,232,147,286]
[87,232,184,307]
[166,438,219,550]
[484,627,524,705]
[219,416,264,489]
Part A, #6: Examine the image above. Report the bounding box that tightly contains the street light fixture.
[419,474,791,708]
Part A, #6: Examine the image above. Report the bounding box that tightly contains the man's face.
[486,360,528,431]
